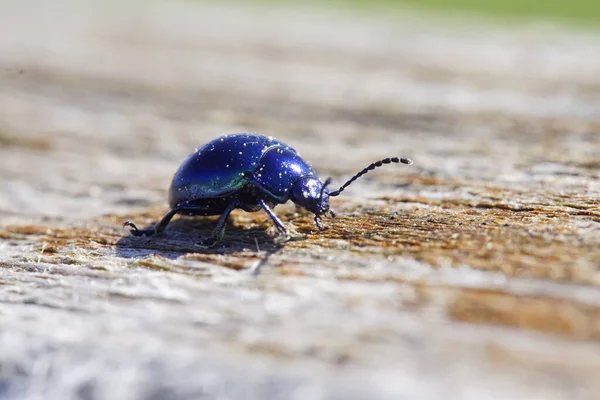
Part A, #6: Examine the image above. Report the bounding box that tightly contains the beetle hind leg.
[123,221,154,237]
[124,207,181,237]
[124,202,214,238]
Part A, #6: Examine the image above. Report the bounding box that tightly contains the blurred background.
[2,0,598,217]
[239,0,600,24]
[1,1,600,399]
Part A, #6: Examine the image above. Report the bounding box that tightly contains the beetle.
[124,133,412,246]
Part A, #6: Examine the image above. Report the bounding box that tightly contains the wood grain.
[1,2,600,399]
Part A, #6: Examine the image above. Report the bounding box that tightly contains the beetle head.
[290,176,335,229]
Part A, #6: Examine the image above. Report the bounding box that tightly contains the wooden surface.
[1,2,600,399]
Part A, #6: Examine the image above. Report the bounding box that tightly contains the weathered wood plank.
[1,2,600,399]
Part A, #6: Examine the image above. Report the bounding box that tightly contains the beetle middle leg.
[197,199,240,248]
[258,199,290,244]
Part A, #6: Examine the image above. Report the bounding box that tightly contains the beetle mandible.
[124,133,413,246]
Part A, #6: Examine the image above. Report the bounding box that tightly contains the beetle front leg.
[314,215,325,231]
[313,209,335,231]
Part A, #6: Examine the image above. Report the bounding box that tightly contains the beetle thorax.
[290,177,330,215]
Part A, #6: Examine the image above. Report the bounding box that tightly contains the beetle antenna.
[329,157,412,197]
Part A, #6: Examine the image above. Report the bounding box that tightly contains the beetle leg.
[123,221,148,236]
[258,199,289,243]
[123,206,182,237]
[314,215,325,231]
[124,202,208,237]
[197,199,240,248]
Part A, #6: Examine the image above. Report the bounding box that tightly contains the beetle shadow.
[115,216,284,261]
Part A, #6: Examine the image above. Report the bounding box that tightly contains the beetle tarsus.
[314,215,326,231]
[195,199,239,247]
[258,199,290,238]
[123,221,156,237]
[274,233,291,245]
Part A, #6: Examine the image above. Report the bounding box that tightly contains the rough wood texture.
[1,2,600,399]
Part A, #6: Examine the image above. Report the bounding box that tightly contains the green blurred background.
[246,0,600,25]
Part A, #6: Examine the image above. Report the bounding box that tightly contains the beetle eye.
[318,178,331,205]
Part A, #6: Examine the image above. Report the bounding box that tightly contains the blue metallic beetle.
[124,134,412,246]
